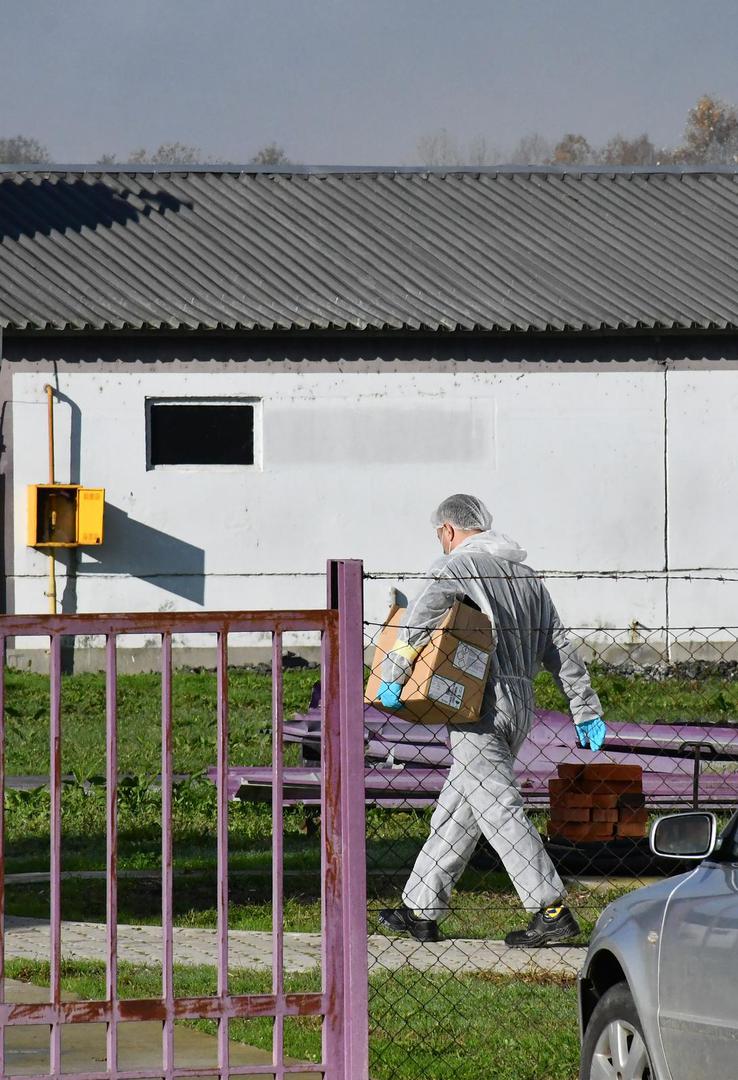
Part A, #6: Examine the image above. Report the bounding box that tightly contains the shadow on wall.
[61,503,206,612]
[0,178,190,242]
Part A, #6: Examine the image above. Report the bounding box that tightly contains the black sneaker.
[504,905,580,947]
[378,906,440,943]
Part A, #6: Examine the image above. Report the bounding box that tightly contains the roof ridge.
[2,164,738,178]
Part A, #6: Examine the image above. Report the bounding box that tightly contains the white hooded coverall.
[381,530,602,919]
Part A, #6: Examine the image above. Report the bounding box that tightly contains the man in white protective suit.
[376,494,606,946]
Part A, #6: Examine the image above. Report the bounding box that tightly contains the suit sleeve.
[381,561,464,686]
[542,600,603,724]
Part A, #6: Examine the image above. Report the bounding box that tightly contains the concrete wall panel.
[11,367,667,638]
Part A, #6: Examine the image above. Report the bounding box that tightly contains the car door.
[657,830,738,1080]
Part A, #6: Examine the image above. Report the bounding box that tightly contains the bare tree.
[467,135,499,166]
[416,129,497,166]
[598,133,659,166]
[124,143,204,164]
[417,129,461,166]
[551,133,594,165]
[0,135,51,164]
[509,133,553,165]
[249,143,292,166]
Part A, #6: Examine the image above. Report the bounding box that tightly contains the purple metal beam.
[332,560,369,1080]
[105,634,119,1079]
[272,630,285,1079]
[0,612,330,635]
[161,632,174,1079]
[3,1067,324,1079]
[1,993,326,1026]
[0,636,4,1080]
[50,633,62,1077]
[223,761,738,807]
[216,630,230,1080]
[321,577,344,1076]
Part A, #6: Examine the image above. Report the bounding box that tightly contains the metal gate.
[0,559,368,1080]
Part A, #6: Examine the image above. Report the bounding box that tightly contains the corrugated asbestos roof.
[2,166,738,333]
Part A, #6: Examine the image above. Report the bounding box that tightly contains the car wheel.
[580,982,653,1080]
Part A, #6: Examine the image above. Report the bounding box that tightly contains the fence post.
[328,559,369,1080]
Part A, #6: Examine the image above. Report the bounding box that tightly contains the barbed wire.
[363,620,738,632]
[364,570,738,582]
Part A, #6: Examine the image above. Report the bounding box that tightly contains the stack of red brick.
[548,763,648,842]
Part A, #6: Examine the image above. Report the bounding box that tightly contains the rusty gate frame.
[0,558,368,1080]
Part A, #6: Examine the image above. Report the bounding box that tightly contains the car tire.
[580,981,654,1080]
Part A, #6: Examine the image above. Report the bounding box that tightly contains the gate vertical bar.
[272,630,285,1078]
[161,631,174,1079]
[50,633,63,1077]
[322,571,345,1077]
[216,629,230,1080]
[0,635,5,1080]
[327,559,369,1080]
[105,634,119,1078]
[335,560,369,1080]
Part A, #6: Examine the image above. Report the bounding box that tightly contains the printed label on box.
[428,674,465,710]
[452,641,489,680]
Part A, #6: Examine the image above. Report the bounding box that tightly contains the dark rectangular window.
[149,402,255,466]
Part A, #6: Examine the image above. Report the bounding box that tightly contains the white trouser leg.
[452,728,565,913]
[402,763,480,921]
[404,728,565,920]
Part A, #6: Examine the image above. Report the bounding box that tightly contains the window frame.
[145,396,263,471]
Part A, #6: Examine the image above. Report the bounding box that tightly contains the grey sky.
[5,0,738,164]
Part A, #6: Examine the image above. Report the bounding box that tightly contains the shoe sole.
[505,923,580,948]
[378,914,439,943]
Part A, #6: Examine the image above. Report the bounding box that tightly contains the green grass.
[536,665,738,725]
[5,667,318,777]
[5,664,738,785]
[6,959,580,1080]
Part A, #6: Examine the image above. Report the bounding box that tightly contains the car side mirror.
[650,812,718,859]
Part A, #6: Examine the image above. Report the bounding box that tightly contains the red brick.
[549,806,592,823]
[592,809,619,823]
[550,791,594,809]
[569,779,643,796]
[557,764,586,781]
[617,793,646,810]
[549,822,615,842]
[590,794,620,809]
[615,821,648,838]
[618,807,649,824]
[577,763,643,783]
[548,779,578,797]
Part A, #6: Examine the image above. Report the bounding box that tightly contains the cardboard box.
[364,599,494,725]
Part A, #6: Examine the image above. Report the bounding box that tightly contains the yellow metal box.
[27,485,105,547]
[77,487,105,545]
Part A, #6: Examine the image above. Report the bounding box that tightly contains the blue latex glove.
[377,680,403,709]
[575,716,607,752]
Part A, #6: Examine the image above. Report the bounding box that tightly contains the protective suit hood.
[454,529,528,565]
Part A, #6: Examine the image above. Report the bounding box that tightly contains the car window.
[717,810,738,861]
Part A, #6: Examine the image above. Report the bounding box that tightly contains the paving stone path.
[5,916,585,976]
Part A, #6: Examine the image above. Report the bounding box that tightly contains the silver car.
[578,809,737,1080]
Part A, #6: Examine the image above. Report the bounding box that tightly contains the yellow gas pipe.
[45,384,57,613]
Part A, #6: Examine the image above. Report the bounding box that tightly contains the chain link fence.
[358,579,738,1078]
[287,567,738,1080]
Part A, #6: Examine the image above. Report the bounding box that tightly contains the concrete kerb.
[5,917,586,977]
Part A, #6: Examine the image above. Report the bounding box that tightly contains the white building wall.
[667,369,738,632]
[10,366,680,649]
